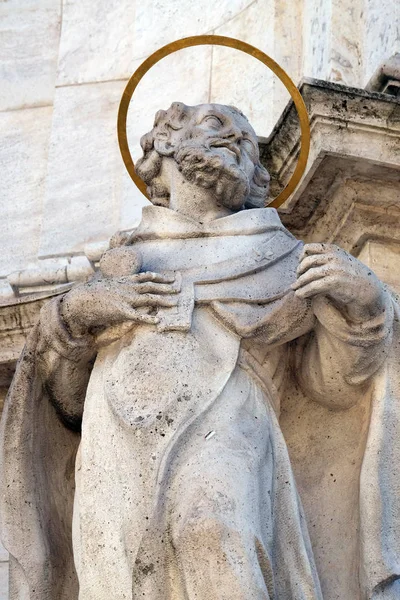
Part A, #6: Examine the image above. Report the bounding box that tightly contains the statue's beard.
[174,139,251,210]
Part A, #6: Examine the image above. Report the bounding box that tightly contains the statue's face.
[155,103,261,210]
[137,102,269,210]
[176,104,259,183]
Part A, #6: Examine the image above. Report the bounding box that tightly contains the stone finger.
[128,272,175,284]
[119,306,160,324]
[292,265,333,289]
[136,282,179,295]
[293,275,338,298]
[296,254,333,276]
[300,243,333,261]
[132,294,178,307]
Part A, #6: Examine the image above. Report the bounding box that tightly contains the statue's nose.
[226,128,243,144]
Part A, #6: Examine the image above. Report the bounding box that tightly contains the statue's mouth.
[208,140,241,162]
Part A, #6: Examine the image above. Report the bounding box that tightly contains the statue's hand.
[292,243,385,321]
[60,272,179,338]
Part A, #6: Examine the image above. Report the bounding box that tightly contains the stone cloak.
[0,207,399,599]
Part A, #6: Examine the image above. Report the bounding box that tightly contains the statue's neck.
[163,158,233,223]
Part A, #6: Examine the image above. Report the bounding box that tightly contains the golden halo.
[117,35,310,209]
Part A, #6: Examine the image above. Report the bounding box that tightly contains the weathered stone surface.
[119,170,149,232]
[39,81,127,258]
[362,0,400,87]
[133,0,253,60]
[0,0,61,111]
[300,0,399,88]
[302,0,332,80]
[56,0,136,86]
[0,292,63,364]
[0,561,8,600]
[330,0,363,85]
[1,3,400,596]
[0,107,53,277]
[51,0,400,93]
[0,542,8,564]
[2,102,400,600]
[1,0,399,284]
[272,0,303,122]
[0,539,8,600]
[260,79,400,220]
[125,48,213,162]
[366,52,400,94]
[359,240,400,294]
[41,47,215,259]
[56,0,252,86]
[123,46,213,228]
[211,0,277,136]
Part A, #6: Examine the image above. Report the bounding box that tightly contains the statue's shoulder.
[241,207,282,227]
[222,207,296,239]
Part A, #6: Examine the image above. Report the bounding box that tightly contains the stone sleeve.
[36,295,97,431]
[294,292,394,410]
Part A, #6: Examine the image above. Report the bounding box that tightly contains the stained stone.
[2,102,400,600]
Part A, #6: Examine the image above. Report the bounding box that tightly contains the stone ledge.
[259,77,400,241]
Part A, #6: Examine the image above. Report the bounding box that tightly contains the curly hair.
[135,102,270,210]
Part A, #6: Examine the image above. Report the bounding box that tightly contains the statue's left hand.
[292,243,386,321]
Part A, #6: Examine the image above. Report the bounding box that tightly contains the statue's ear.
[153,128,177,157]
[150,103,189,157]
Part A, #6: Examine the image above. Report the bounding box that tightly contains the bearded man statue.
[1,103,400,600]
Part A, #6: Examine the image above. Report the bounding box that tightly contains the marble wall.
[0,0,399,283]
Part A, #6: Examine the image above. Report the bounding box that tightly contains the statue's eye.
[165,122,182,131]
[201,115,223,129]
[240,138,257,157]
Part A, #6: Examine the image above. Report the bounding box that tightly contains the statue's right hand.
[60,272,179,337]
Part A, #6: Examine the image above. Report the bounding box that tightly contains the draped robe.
[0,206,398,600]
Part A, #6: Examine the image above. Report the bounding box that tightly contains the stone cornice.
[259,77,400,236]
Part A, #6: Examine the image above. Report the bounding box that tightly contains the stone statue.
[1,102,399,600]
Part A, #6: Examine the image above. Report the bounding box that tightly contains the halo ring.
[117,35,310,208]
